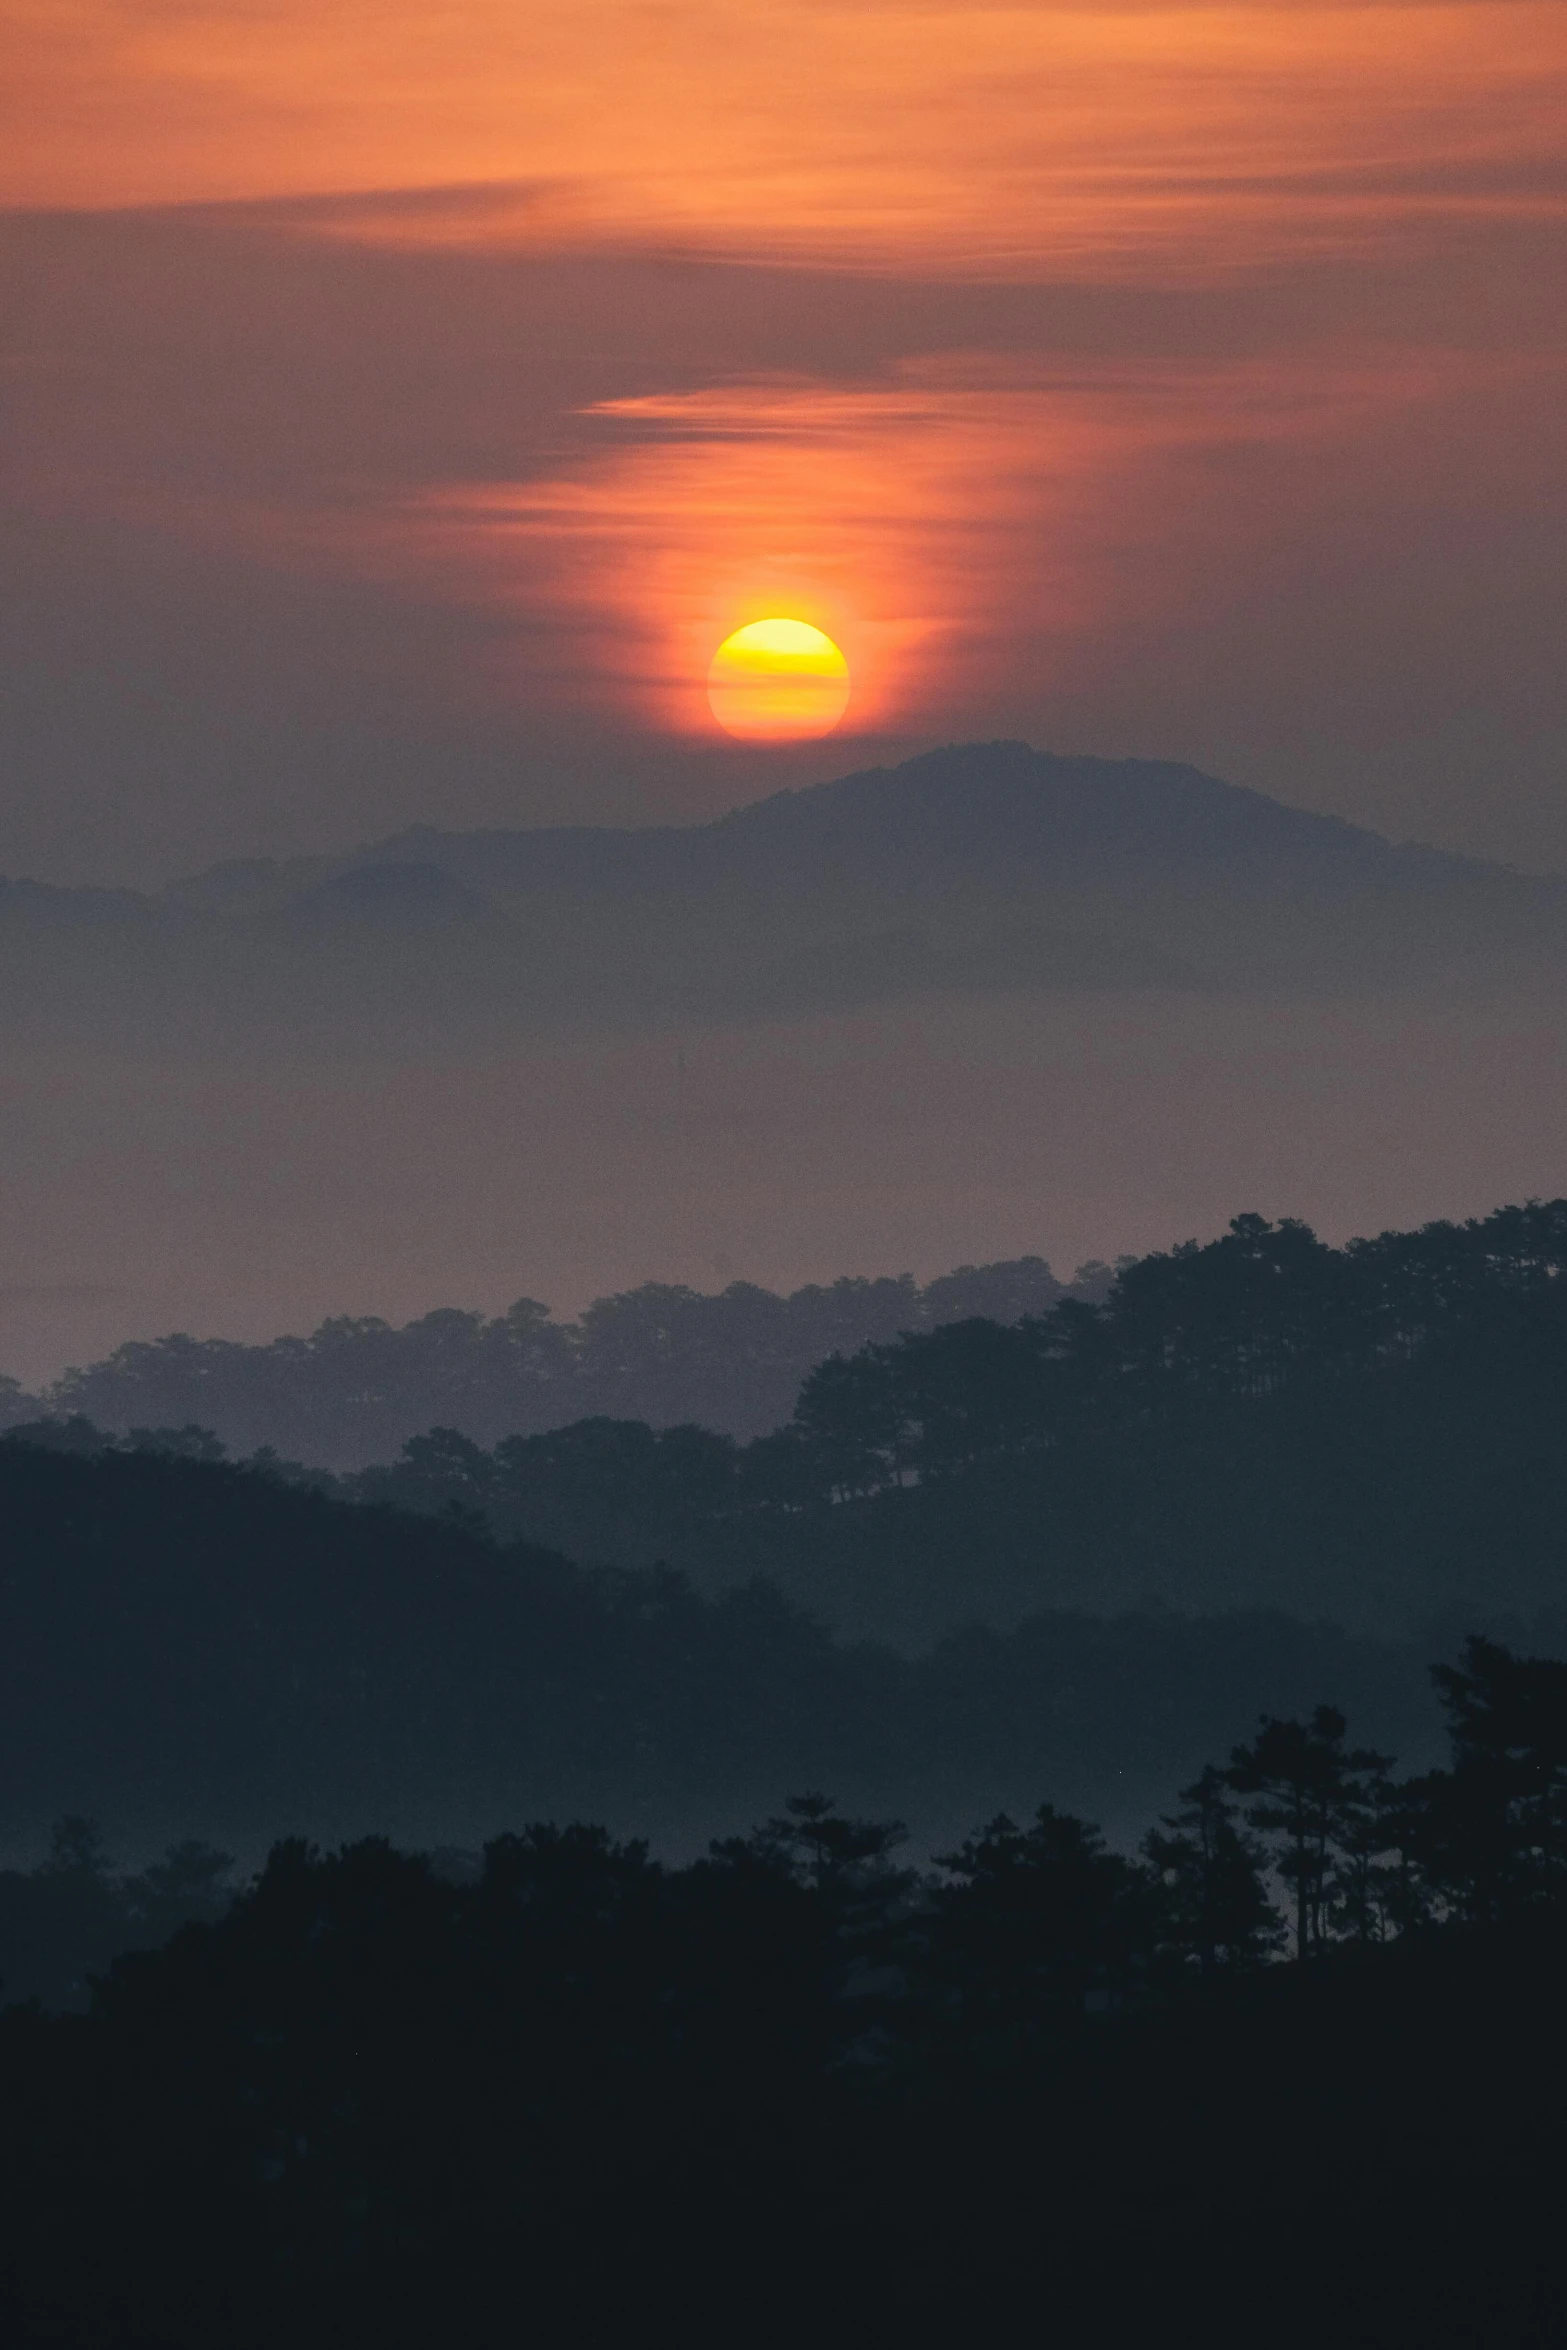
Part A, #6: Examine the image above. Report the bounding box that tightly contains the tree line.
[5,1630,1558,2010]
[15,1197,1567,1648]
[23,1198,1567,1494]
[0,1821,235,2011]
[8,1254,1087,1465]
[2,1634,1565,2345]
[296,1199,1567,1641]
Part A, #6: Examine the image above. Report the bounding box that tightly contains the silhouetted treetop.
[22,1253,1081,1464]
[17,1198,1567,1645]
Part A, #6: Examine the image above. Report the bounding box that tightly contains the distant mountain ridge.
[7,743,1567,1039]
[167,743,1511,902]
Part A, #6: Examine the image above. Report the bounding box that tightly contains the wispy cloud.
[8,2,1565,280]
[2,1,1563,871]
[401,342,1547,733]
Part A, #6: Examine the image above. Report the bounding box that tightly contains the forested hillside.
[4,1635,1567,2345]
[341,1200,1567,1642]
[19,1200,1567,1649]
[0,1435,1450,1876]
[8,1254,1085,1462]
[9,1211,1567,2345]
[10,1197,1567,1877]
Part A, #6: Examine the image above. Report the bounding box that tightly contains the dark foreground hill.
[8,1922,1566,2350]
[0,1438,1443,1871]
[7,743,1567,1044]
[4,1631,1567,2350]
[9,1926,1562,2349]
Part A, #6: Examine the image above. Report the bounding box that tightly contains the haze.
[1,0,1564,1379]
[7,19,1567,2339]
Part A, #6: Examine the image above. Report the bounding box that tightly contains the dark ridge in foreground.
[3,1625,1566,2348]
[0,1436,1441,1872]
[10,1916,1567,2344]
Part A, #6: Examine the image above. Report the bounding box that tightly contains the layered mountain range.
[7,743,1564,1041]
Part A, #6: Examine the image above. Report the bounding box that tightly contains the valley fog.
[4,981,1566,1385]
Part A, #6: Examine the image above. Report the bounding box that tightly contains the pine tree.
[1405,1637,1567,1921]
[1324,1744,1401,1944]
[932,1803,1154,2035]
[1143,1765,1283,1976]
[1226,1708,1349,1958]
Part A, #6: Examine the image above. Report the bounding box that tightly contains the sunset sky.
[3,0,1565,881]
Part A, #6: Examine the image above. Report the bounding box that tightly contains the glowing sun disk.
[708,618,850,741]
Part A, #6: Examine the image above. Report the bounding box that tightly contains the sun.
[707,619,851,741]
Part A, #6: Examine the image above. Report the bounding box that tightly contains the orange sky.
[1,0,1564,878]
[10,2,1566,270]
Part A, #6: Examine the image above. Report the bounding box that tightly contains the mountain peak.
[701,742,1389,881]
[11,742,1559,1046]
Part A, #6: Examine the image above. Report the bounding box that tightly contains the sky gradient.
[3,0,1564,883]
[1,1,1566,1380]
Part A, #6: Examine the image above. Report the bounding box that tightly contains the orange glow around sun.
[707,620,850,741]
[17,0,1558,765]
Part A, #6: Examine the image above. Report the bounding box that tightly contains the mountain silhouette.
[9,743,1567,1041]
